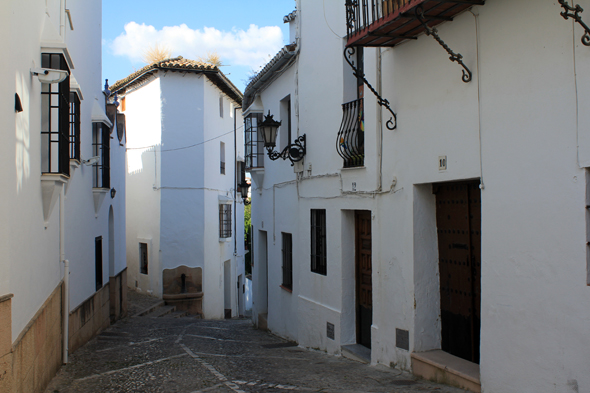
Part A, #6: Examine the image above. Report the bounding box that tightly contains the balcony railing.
[336,98,364,168]
[346,0,485,47]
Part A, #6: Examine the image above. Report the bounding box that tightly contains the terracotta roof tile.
[111,56,242,104]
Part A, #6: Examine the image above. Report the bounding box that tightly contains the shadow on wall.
[162,266,203,316]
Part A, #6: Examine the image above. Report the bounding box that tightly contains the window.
[244,112,264,169]
[219,204,232,238]
[220,142,226,175]
[282,233,293,290]
[139,243,148,275]
[219,95,224,118]
[69,92,81,162]
[41,53,70,176]
[92,122,110,188]
[95,237,103,291]
[280,96,292,150]
[311,209,327,275]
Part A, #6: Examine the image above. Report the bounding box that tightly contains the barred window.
[311,209,327,275]
[282,233,293,290]
[92,123,110,188]
[245,113,264,169]
[219,204,232,238]
[139,243,148,275]
[69,92,81,162]
[41,53,70,176]
[220,141,226,175]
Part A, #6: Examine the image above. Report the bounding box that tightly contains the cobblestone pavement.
[45,292,466,393]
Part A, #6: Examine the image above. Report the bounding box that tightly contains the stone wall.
[8,284,63,393]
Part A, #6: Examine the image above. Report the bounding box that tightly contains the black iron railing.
[69,92,81,162]
[346,0,414,38]
[337,98,364,168]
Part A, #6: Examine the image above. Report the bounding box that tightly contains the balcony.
[337,98,364,168]
[346,0,485,48]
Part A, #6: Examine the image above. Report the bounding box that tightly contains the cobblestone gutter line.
[74,353,188,382]
[180,343,246,393]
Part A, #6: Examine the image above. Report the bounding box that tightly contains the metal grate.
[41,53,70,176]
[69,92,81,162]
[92,123,110,188]
[311,209,327,275]
[282,233,293,289]
[219,204,232,238]
[337,98,364,168]
[346,0,414,39]
[244,113,265,169]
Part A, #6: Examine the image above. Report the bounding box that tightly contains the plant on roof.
[142,43,172,64]
[197,51,223,67]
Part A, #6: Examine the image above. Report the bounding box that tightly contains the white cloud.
[111,22,283,69]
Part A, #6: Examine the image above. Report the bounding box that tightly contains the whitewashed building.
[245,0,590,392]
[1,0,127,392]
[112,57,247,319]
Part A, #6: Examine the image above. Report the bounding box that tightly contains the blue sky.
[102,0,296,92]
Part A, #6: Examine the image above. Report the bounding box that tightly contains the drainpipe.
[234,106,238,256]
[60,186,69,364]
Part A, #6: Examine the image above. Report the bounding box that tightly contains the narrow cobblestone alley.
[44,292,466,393]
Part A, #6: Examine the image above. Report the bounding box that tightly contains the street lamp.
[260,111,306,166]
[239,181,251,205]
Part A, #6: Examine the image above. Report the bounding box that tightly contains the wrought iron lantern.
[260,111,306,166]
[239,181,251,205]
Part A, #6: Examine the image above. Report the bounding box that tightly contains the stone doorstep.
[411,350,481,393]
[341,344,371,364]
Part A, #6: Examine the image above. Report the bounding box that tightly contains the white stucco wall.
[248,0,590,392]
[2,0,126,341]
[124,77,163,296]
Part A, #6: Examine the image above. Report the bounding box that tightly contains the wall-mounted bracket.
[559,0,590,46]
[344,47,397,130]
[415,5,473,83]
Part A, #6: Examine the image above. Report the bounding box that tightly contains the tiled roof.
[243,44,298,108]
[283,10,297,23]
[111,56,242,104]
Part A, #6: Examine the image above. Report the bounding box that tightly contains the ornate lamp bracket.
[559,0,590,46]
[266,135,306,166]
[344,47,397,130]
[416,5,473,83]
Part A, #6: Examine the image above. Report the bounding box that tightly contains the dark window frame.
[219,204,232,238]
[220,141,226,175]
[244,112,264,169]
[95,236,103,291]
[311,209,327,275]
[282,232,293,290]
[41,53,70,176]
[69,92,81,162]
[92,122,110,188]
[139,242,148,275]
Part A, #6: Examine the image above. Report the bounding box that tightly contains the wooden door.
[355,211,372,349]
[435,181,481,364]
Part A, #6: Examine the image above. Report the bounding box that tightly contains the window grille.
[92,123,110,188]
[337,98,365,168]
[95,237,103,291]
[244,113,265,169]
[220,141,226,175]
[311,209,327,275]
[69,92,81,162]
[219,204,232,238]
[282,233,293,290]
[41,53,70,176]
[139,243,148,275]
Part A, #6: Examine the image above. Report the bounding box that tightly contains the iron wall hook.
[559,0,590,46]
[344,47,397,130]
[415,5,473,83]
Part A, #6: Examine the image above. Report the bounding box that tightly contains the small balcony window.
[337,98,364,168]
[245,112,265,169]
[219,204,232,238]
[69,92,81,162]
[92,123,110,188]
[41,53,70,176]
